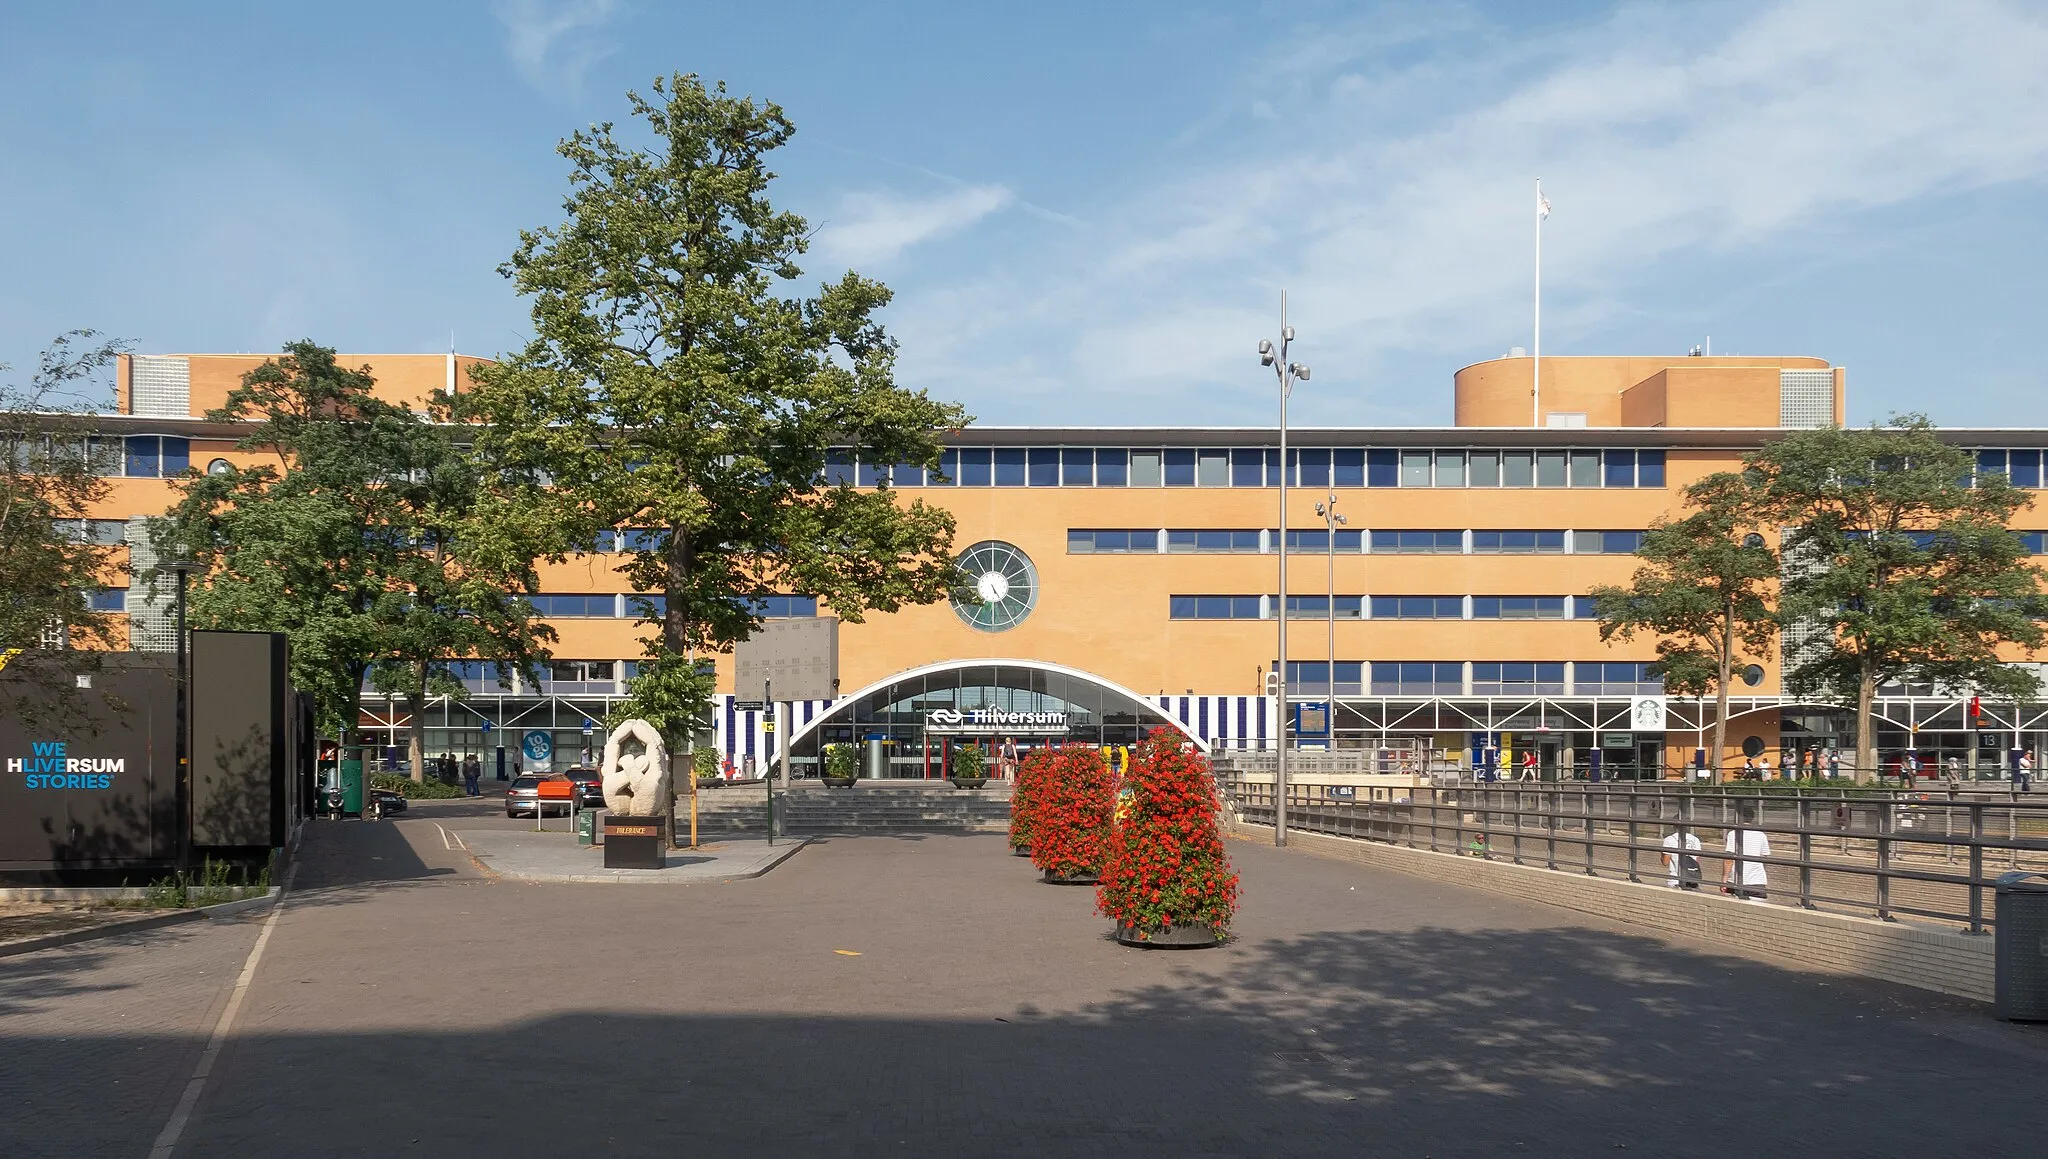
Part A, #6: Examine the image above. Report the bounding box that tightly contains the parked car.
[561,766,605,809]
[505,773,575,818]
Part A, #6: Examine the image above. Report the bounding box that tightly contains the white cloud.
[492,0,620,95]
[811,184,1014,267]
[889,0,2048,424]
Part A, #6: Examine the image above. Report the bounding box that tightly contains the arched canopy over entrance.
[787,659,1203,778]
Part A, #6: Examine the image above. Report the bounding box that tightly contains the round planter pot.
[949,776,990,790]
[1115,922,1222,949]
[1041,867,1100,886]
[1010,845,1032,857]
[694,777,721,790]
[822,776,858,789]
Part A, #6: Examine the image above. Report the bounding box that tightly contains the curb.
[0,887,282,960]
[475,837,813,884]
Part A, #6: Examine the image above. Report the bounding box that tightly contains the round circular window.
[1741,735,1766,758]
[1740,664,1765,687]
[951,540,1037,632]
[207,458,233,476]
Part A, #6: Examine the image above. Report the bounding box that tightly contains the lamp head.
[1260,351,1276,367]
[1282,325,1295,342]
[1258,338,1273,355]
[1291,364,1311,381]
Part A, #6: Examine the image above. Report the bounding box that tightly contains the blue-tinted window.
[857,458,887,487]
[1285,661,1364,696]
[1472,596,1566,619]
[1366,449,1398,487]
[1167,529,1261,553]
[1370,662,1462,695]
[630,594,666,618]
[1296,448,1330,487]
[2012,450,2042,488]
[748,594,818,618]
[1027,448,1060,487]
[891,462,924,487]
[993,448,1027,486]
[2021,532,2048,555]
[1370,529,1463,553]
[1370,596,1461,619]
[1636,449,1664,487]
[1285,595,1363,619]
[1577,661,1663,694]
[824,450,855,486]
[159,437,189,476]
[1573,530,1643,554]
[1061,448,1093,486]
[1170,595,1263,620]
[1284,528,1362,552]
[1163,448,1196,487]
[1333,448,1365,488]
[1265,449,1284,487]
[931,449,958,485]
[618,528,669,552]
[1571,596,1599,619]
[1472,530,1565,553]
[87,589,127,612]
[1094,448,1128,486]
[531,594,618,617]
[1231,448,1263,487]
[1978,449,2007,480]
[1070,529,1157,553]
[124,436,159,478]
[1472,662,1565,694]
[1603,449,1636,487]
[958,448,993,486]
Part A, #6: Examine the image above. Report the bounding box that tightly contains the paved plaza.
[4,791,2045,1158]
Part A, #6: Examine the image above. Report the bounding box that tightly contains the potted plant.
[822,743,858,788]
[1031,745,1114,884]
[693,747,721,789]
[1097,727,1239,947]
[948,742,989,789]
[1009,747,1050,856]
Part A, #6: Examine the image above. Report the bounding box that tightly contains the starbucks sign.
[924,708,1069,735]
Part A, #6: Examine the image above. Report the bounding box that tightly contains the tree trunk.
[1712,605,1734,784]
[1855,667,1878,785]
[406,683,427,784]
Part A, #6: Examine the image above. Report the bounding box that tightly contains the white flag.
[1538,194,1552,220]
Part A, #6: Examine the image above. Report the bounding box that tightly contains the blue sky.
[3,0,2046,428]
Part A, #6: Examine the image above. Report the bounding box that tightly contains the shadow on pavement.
[8,923,2042,1157]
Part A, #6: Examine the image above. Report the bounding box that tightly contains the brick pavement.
[3,798,2045,1157]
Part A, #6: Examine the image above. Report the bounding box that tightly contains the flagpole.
[1532,177,1543,428]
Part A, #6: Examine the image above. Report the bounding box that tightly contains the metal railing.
[1218,772,2048,934]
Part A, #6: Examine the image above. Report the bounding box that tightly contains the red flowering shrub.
[1009,747,1054,852]
[1029,746,1115,880]
[1096,728,1239,939]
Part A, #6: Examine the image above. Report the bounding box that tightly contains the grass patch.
[121,858,272,910]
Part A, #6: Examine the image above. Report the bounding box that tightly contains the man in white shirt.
[1662,826,1703,890]
[1723,807,1771,901]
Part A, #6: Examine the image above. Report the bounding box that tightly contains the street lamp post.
[168,553,196,871]
[1314,492,1347,748]
[1260,295,1310,848]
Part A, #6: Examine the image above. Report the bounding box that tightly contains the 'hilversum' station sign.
[923,708,1071,735]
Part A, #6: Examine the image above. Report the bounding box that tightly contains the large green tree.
[0,331,127,721]
[462,74,967,752]
[152,342,554,778]
[1751,415,2043,782]
[1591,472,1780,780]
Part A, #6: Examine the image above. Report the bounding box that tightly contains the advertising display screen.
[0,657,179,871]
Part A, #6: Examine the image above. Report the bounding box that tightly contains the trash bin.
[336,757,365,816]
[577,807,604,846]
[863,737,888,780]
[1994,871,2048,1021]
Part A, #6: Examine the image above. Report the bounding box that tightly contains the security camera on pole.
[1259,295,1309,848]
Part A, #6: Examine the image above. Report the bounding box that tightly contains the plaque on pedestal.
[603,816,666,869]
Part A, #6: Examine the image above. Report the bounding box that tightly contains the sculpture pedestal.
[603,815,666,869]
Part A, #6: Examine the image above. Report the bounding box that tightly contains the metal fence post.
[1797,795,1814,910]
[1876,798,1894,922]
[1582,788,1595,876]
[1968,801,1986,935]
[1626,789,1640,883]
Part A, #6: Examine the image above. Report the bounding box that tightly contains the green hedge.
[370,772,463,798]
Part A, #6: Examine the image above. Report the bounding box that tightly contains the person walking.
[1826,748,1840,779]
[1722,807,1771,902]
[463,753,481,797]
[1662,824,1704,890]
[2019,750,2034,793]
[1519,749,1537,782]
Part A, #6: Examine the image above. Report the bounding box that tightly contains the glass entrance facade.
[789,662,1190,778]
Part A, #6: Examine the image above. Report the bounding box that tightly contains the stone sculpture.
[600,719,671,817]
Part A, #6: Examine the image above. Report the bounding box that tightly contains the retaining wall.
[1229,819,1996,1003]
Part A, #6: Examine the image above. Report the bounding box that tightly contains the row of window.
[831,447,1669,489]
[1975,451,2048,488]
[1169,595,1601,620]
[11,435,194,479]
[54,519,131,546]
[1279,660,1666,696]
[1068,528,1648,555]
[523,593,818,619]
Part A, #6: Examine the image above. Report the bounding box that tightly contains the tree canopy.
[1752,415,2043,780]
[151,342,554,769]
[1591,471,1779,778]
[461,73,968,743]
